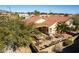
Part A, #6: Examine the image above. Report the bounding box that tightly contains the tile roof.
[25,15,70,27]
[25,16,40,24]
[44,15,70,27]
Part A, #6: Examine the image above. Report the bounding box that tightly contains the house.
[0,12,10,16]
[25,15,71,36]
[19,13,30,20]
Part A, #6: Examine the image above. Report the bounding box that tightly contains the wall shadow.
[62,35,79,53]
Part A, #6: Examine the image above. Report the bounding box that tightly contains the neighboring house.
[19,13,30,20]
[39,14,50,18]
[25,15,71,36]
[0,12,10,16]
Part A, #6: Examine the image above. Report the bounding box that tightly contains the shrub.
[63,38,73,46]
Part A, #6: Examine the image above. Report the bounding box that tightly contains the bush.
[63,38,73,46]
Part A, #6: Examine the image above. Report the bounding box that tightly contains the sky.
[0,5,79,14]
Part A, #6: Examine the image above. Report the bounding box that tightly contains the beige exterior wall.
[19,14,30,19]
[65,19,73,27]
[48,19,71,36]
[48,22,58,36]
[65,19,71,25]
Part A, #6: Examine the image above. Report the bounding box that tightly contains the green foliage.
[49,12,53,15]
[71,15,79,31]
[0,15,41,52]
[10,12,20,21]
[56,15,79,33]
[63,37,73,46]
[19,16,25,20]
[0,41,5,52]
[27,12,31,16]
[34,10,40,16]
[56,22,70,33]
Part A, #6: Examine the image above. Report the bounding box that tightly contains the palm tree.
[56,22,70,34]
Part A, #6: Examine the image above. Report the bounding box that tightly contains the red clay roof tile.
[25,15,70,27]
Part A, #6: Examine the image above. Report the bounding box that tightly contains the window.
[50,28,52,32]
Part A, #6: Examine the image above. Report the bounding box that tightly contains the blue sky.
[0,5,79,14]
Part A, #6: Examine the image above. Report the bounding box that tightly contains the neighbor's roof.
[25,16,40,24]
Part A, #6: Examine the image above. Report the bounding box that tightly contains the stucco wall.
[65,19,73,27]
[48,22,58,36]
[19,14,30,19]
[48,19,71,36]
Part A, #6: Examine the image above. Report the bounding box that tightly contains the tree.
[49,12,53,15]
[71,15,79,31]
[27,12,31,16]
[63,37,73,46]
[0,15,41,52]
[56,22,70,33]
[64,14,68,16]
[34,10,40,16]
